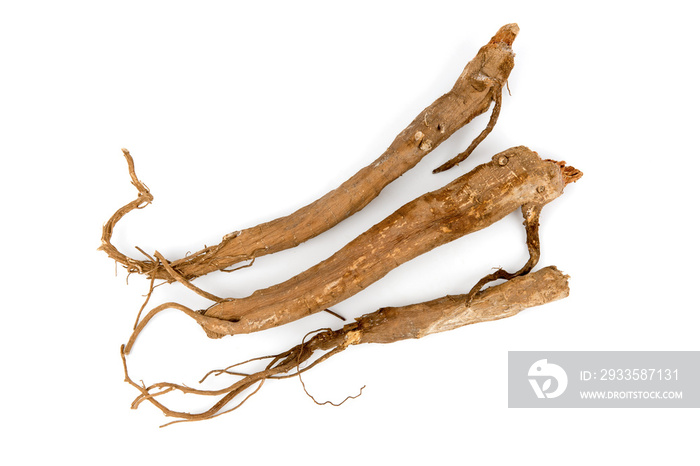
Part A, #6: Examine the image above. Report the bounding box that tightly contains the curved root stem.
[98,149,158,275]
[433,83,503,173]
[125,302,239,354]
[99,149,255,285]
[296,329,364,406]
[465,203,542,303]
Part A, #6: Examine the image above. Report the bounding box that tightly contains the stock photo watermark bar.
[508,352,700,408]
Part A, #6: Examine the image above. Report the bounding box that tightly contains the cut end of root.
[490,23,519,46]
[546,159,583,186]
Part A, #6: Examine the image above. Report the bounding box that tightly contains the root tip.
[490,23,519,46]
[545,159,583,185]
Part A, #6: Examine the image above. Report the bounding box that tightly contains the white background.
[2,1,698,464]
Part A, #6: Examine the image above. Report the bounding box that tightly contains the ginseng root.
[100,23,519,283]
[121,266,570,425]
[125,146,581,350]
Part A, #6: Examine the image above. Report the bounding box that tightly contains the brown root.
[101,24,519,285]
[98,149,157,276]
[122,266,569,424]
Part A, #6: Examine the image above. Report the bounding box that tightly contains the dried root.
[122,266,569,425]
[98,149,156,276]
[101,24,583,427]
[101,24,519,285]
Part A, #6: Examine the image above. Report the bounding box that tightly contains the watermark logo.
[528,359,568,399]
[509,352,699,408]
